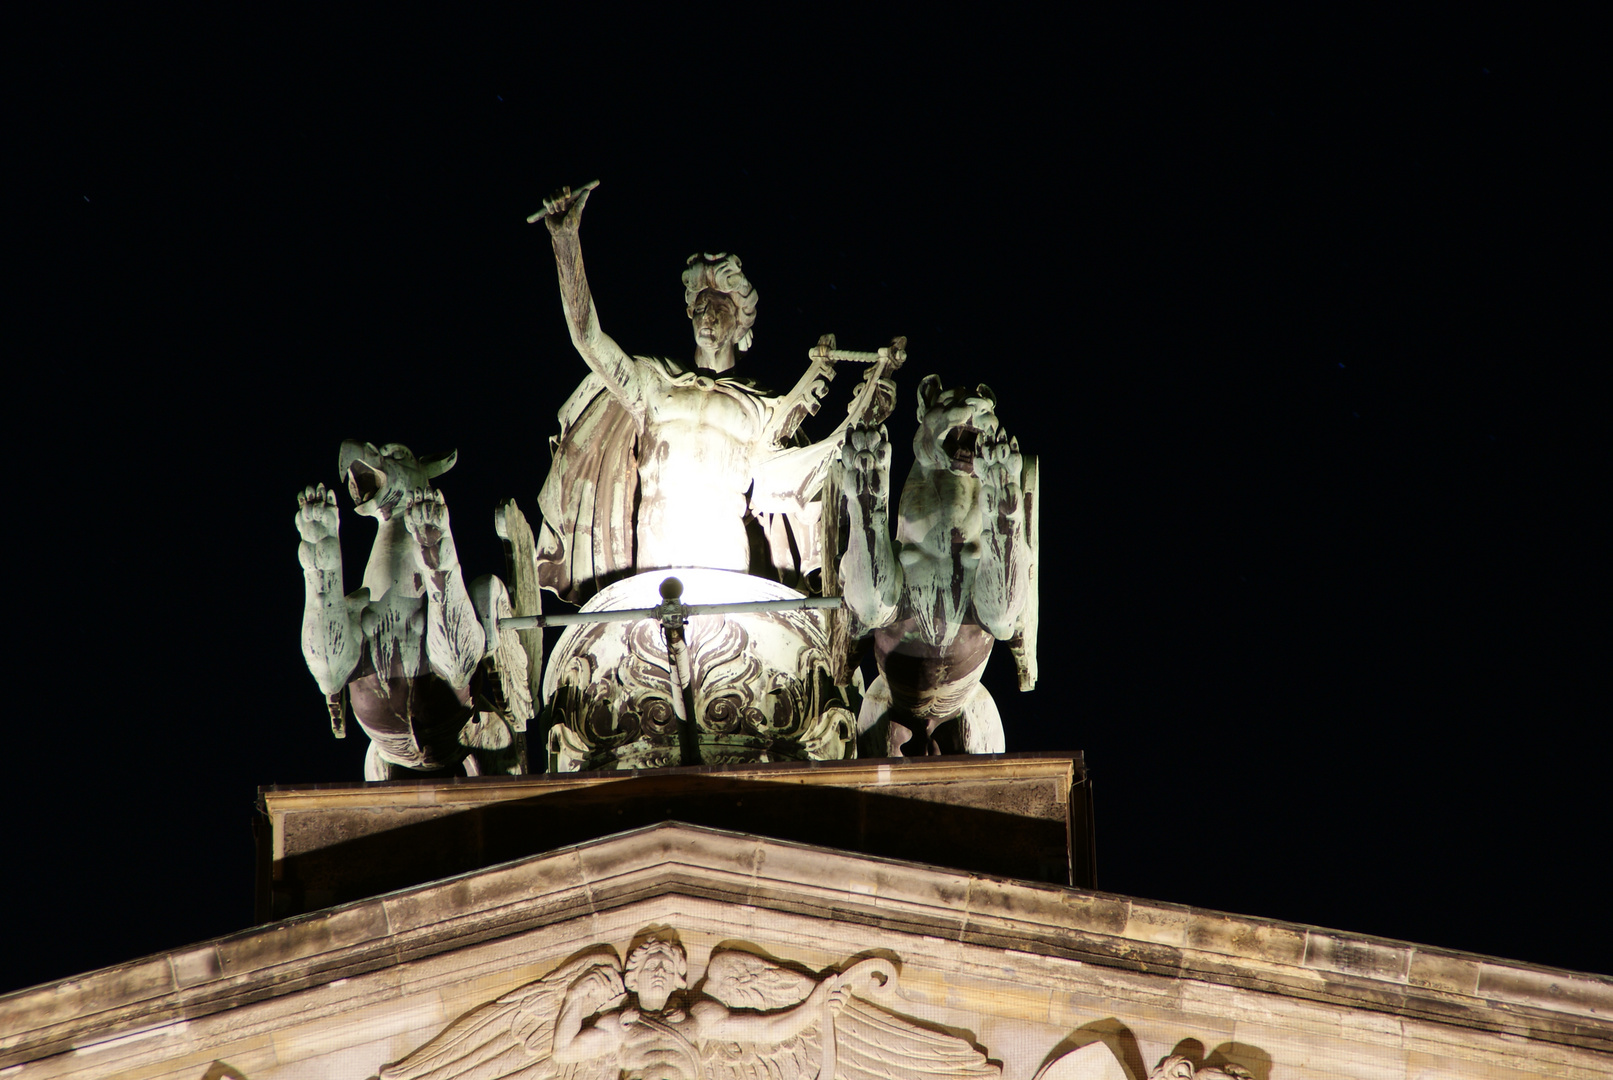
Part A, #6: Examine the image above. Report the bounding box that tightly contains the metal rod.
[500,595,843,632]
[685,597,843,617]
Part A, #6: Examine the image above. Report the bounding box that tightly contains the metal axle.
[499,578,842,632]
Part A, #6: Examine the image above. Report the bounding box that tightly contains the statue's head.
[624,929,689,1011]
[912,375,1001,477]
[338,440,456,519]
[683,253,758,358]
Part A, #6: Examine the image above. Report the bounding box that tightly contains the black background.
[8,9,1604,994]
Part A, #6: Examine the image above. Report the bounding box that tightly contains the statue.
[376,928,999,1079]
[296,440,528,779]
[1148,1057,1254,1080]
[530,182,897,603]
[838,377,1038,755]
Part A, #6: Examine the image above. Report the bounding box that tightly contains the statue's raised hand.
[568,964,627,1017]
[529,179,599,235]
[296,483,341,573]
[404,488,456,572]
[820,978,852,1015]
[843,423,891,502]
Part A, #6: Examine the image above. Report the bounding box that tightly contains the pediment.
[3,822,1610,1079]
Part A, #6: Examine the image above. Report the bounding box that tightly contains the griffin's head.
[912,375,1001,477]
[337,440,457,520]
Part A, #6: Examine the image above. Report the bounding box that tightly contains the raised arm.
[971,436,1031,639]
[296,483,364,696]
[403,489,485,689]
[693,977,849,1046]
[839,425,902,629]
[530,182,645,417]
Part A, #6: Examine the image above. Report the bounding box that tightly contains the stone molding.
[257,754,1088,919]
[257,753,1081,821]
[3,821,1610,1070]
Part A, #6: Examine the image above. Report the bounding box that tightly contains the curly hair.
[683,252,759,352]
[624,933,689,989]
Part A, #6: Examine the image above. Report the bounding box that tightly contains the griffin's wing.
[699,950,823,1080]
[833,994,1001,1079]
[489,580,534,731]
[1008,452,1039,691]
[818,457,860,685]
[377,950,621,1080]
[535,374,640,605]
[494,499,544,723]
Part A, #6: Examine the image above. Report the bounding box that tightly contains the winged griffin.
[376,930,998,1079]
[838,377,1037,755]
[297,440,531,779]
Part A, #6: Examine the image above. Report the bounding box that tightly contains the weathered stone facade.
[4,806,1608,1078]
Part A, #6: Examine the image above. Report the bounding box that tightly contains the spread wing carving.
[703,949,817,1010]
[697,952,999,1080]
[700,949,822,1080]
[376,949,621,1080]
[830,993,1000,1079]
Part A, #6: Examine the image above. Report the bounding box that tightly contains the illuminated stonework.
[542,569,856,769]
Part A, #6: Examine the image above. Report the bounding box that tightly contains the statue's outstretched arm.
[532,183,644,416]
[403,490,484,689]
[695,977,848,1046]
[839,425,902,629]
[296,484,363,695]
[972,436,1031,639]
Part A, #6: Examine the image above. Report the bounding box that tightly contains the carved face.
[689,288,740,357]
[912,376,1001,477]
[338,440,456,519]
[625,941,687,1011]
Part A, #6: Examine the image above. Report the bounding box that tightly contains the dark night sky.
[7,11,1604,994]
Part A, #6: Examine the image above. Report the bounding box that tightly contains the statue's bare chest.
[641,380,770,483]
[645,379,764,437]
[617,1010,700,1076]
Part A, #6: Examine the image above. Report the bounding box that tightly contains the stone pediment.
[3,821,1610,1079]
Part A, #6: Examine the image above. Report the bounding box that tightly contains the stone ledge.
[2,821,1609,1069]
[259,753,1081,819]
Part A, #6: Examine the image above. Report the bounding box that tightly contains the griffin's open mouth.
[942,426,981,470]
[347,461,386,506]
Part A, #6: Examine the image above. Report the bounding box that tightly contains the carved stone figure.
[839,377,1037,755]
[377,929,999,1079]
[1035,1043,1129,1080]
[531,182,896,602]
[1148,1057,1254,1080]
[297,440,525,779]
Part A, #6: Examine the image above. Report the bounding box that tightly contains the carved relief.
[376,929,998,1079]
[541,570,856,770]
[1148,1056,1255,1080]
